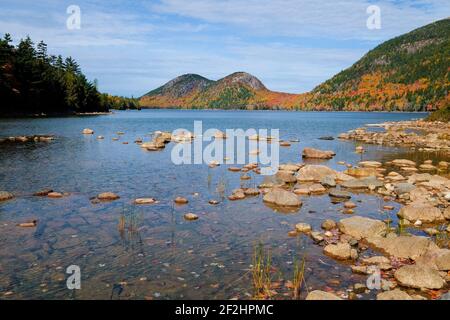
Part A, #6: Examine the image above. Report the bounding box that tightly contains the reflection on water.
[0,110,446,299]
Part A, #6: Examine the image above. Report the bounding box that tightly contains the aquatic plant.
[252,242,272,299]
[292,254,306,299]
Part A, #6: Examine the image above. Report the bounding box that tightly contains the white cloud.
[152,0,450,40]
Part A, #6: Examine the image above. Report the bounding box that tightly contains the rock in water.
[397,203,444,223]
[82,128,94,134]
[295,223,312,233]
[323,242,356,260]
[296,165,337,182]
[263,188,302,207]
[302,147,335,159]
[366,235,439,260]
[394,265,445,290]
[341,176,383,189]
[174,197,189,204]
[135,198,156,204]
[377,289,412,300]
[338,216,386,240]
[184,213,198,221]
[0,191,14,201]
[328,189,351,199]
[97,192,120,201]
[305,290,342,300]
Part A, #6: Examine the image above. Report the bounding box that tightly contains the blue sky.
[1,0,449,96]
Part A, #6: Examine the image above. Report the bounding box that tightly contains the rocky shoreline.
[339,120,450,155]
[1,120,449,300]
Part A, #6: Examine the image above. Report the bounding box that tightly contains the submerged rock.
[328,189,351,199]
[394,265,445,290]
[33,189,53,196]
[341,176,383,189]
[338,216,386,240]
[321,219,337,230]
[263,188,302,207]
[305,290,342,300]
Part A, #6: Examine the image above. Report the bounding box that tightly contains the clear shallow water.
[0,110,443,300]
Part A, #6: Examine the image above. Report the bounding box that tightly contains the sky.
[0,0,449,96]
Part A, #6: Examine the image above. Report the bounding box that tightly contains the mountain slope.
[140,72,297,109]
[140,18,449,112]
[309,18,450,111]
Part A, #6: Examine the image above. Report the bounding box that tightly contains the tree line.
[0,34,139,116]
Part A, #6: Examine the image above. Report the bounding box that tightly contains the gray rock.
[320,175,336,188]
[341,176,384,189]
[394,264,445,290]
[394,183,415,195]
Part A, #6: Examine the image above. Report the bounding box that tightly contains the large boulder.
[0,191,14,202]
[302,148,335,159]
[415,248,450,271]
[275,170,297,183]
[328,189,352,199]
[341,176,383,189]
[397,203,445,223]
[305,290,342,300]
[338,216,386,240]
[366,235,439,260]
[394,265,445,290]
[263,188,302,207]
[296,165,336,182]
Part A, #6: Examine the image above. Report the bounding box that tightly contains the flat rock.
[263,188,302,207]
[361,256,391,265]
[82,128,94,134]
[184,213,198,221]
[359,161,382,168]
[309,183,327,194]
[328,189,351,199]
[296,165,337,182]
[302,148,335,159]
[397,203,444,223]
[305,290,342,300]
[394,183,415,195]
[135,198,156,204]
[320,175,336,187]
[415,248,450,271]
[392,159,416,167]
[324,242,356,260]
[341,176,383,189]
[338,216,386,240]
[366,235,439,260]
[377,289,412,300]
[394,264,445,290]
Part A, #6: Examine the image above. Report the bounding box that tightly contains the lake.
[0,110,442,299]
